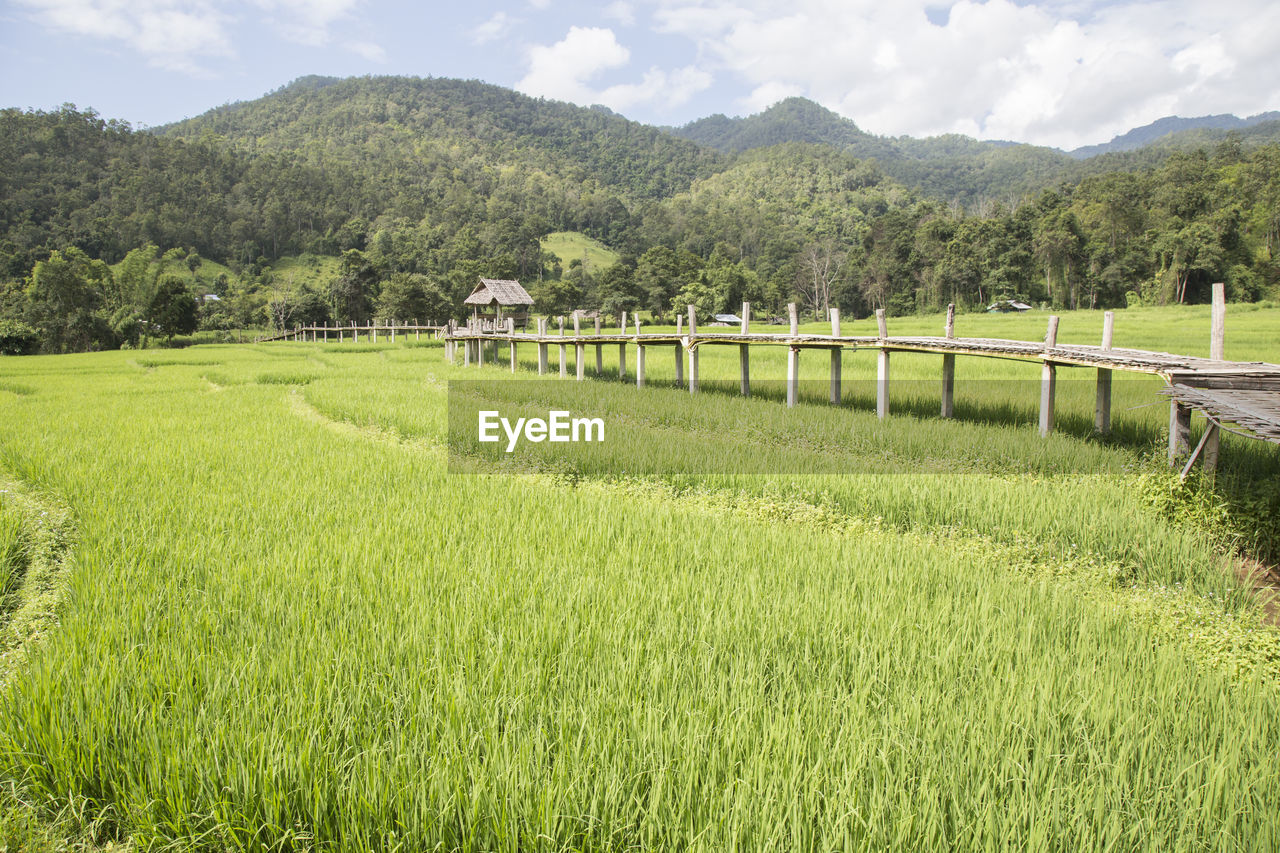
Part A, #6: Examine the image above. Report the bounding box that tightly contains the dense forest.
[2,75,1278,353]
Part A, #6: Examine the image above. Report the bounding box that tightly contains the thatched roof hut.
[463,278,534,328]
[464,279,532,309]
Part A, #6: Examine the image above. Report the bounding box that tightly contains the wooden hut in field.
[464,278,534,329]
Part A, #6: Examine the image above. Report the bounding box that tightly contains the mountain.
[160,75,724,203]
[1,76,729,280]
[1069,112,1280,158]
[668,97,1072,206]
[4,74,1278,350]
[0,104,343,278]
[668,97,894,157]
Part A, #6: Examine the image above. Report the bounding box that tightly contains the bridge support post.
[508,319,517,373]
[941,304,956,418]
[1203,282,1226,478]
[537,317,548,375]
[788,348,800,408]
[573,312,584,381]
[876,308,889,419]
[1201,423,1221,479]
[1039,316,1060,437]
[787,303,800,408]
[877,352,890,419]
[1168,402,1192,464]
[829,307,841,405]
[1039,363,1057,437]
[618,312,627,380]
[687,306,699,394]
[740,302,751,397]
[674,343,683,386]
[1095,310,1115,435]
[595,317,603,375]
[636,345,646,388]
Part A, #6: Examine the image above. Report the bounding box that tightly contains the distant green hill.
[667,97,1072,206]
[667,98,895,157]
[1069,112,1280,158]
[667,98,1280,207]
[4,75,1277,356]
[161,75,724,203]
[541,232,620,274]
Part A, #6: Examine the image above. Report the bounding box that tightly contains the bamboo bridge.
[442,285,1280,478]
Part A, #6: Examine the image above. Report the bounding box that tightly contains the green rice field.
[1,304,1278,850]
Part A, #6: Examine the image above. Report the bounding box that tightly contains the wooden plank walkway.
[449,331,1280,384]
[442,294,1280,475]
[1161,386,1280,445]
[257,322,447,343]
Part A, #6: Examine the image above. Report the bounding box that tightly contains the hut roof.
[464,278,534,307]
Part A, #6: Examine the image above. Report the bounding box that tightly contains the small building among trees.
[464,278,534,328]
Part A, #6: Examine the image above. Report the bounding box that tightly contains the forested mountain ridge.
[1069,112,1280,159]
[161,75,725,203]
[666,98,893,156]
[669,98,1075,207]
[0,104,349,277]
[669,97,1280,206]
[2,75,1279,354]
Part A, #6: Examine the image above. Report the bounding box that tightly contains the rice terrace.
[6,52,1280,850]
[3,295,1280,850]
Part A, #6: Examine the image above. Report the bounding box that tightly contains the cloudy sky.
[2,0,1277,150]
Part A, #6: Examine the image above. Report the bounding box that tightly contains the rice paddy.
[0,304,1278,850]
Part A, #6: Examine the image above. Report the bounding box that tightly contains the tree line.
[1,79,1277,353]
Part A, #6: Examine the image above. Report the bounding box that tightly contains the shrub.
[0,320,40,355]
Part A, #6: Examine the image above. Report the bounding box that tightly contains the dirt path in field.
[0,480,76,686]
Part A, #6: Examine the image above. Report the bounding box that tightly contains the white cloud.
[472,11,516,45]
[517,25,712,114]
[599,64,712,110]
[14,0,378,72]
[740,80,802,114]
[647,0,1280,149]
[517,26,631,103]
[14,0,234,72]
[345,39,386,62]
[251,0,362,47]
[603,1,635,26]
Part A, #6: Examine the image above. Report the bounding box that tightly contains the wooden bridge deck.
[1162,386,1280,445]
[258,322,447,343]
[441,294,1280,472]
[450,329,1280,388]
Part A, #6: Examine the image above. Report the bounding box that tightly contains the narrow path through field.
[0,480,75,686]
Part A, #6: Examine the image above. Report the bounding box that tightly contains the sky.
[2,0,1278,151]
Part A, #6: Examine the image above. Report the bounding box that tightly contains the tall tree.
[329,249,380,323]
[24,247,113,352]
[148,276,198,341]
[796,241,846,319]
